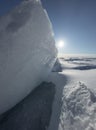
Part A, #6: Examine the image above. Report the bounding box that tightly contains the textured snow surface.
[0,0,57,114]
[57,56,96,130]
[59,82,96,130]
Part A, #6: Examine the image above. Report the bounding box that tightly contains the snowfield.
[59,56,96,91]
[48,55,96,130]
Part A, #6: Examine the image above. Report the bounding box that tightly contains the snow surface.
[48,55,96,130]
[0,0,57,114]
[59,82,96,130]
[59,56,96,130]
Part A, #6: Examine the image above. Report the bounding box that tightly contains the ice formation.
[0,0,57,114]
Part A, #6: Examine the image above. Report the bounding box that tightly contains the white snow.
[0,0,57,114]
[48,55,96,130]
[59,82,96,130]
[59,55,96,130]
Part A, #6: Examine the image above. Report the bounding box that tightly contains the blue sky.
[42,0,96,54]
[0,0,23,15]
[0,0,96,54]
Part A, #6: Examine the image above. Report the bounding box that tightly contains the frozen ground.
[48,55,96,130]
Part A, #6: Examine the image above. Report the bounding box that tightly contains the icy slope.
[59,82,96,130]
[0,0,57,114]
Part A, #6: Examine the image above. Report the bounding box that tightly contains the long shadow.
[0,82,56,130]
[48,72,68,130]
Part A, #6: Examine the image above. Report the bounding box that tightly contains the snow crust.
[0,0,57,114]
[59,82,96,130]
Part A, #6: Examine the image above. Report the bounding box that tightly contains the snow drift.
[59,82,96,130]
[0,0,57,114]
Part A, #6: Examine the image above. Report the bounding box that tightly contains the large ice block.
[0,0,57,114]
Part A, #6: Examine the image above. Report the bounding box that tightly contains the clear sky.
[0,0,96,54]
[41,0,96,54]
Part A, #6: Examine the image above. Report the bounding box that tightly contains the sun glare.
[57,40,65,48]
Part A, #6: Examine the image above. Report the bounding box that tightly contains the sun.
[56,40,65,48]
